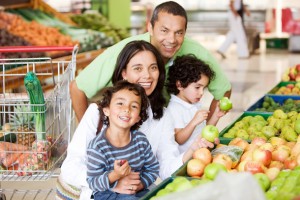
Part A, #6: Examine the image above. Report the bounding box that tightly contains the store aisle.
[1,35,299,200]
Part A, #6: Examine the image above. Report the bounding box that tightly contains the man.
[70,1,232,122]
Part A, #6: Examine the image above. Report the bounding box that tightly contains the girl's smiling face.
[103,89,141,129]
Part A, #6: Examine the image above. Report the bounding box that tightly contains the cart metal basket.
[0,46,78,199]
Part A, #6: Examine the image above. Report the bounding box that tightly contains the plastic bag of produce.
[211,145,244,168]
[156,172,266,200]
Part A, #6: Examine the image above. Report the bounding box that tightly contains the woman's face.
[122,50,160,96]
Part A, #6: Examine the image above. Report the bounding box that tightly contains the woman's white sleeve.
[156,113,185,180]
[60,103,100,188]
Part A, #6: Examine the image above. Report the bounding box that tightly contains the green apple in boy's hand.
[219,97,233,111]
[202,125,219,143]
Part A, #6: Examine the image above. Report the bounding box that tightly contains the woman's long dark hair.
[112,40,166,120]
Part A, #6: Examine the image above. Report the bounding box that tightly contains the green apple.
[156,188,172,197]
[173,180,193,192]
[294,119,300,134]
[253,173,271,192]
[219,97,233,111]
[202,125,219,142]
[204,163,227,180]
[261,125,277,139]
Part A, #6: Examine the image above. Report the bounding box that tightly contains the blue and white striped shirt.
[86,128,159,192]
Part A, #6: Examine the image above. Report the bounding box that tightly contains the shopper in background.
[86,81,159,200]
[70,1,232,123]
[165,54,225,154]
[57,41,216,200]
[217,0,251,59]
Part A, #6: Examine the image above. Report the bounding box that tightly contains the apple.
[228,137,249,151]
[240,150,253,162]
[269,137,286,147]
[254,173,271,191]
[201,125,219,143]
[173,179,193,192]
[269,160,284,170]
[244,160,265,174]
[252,148,272,166]
[295,119,300,134]
[251,137,267,146]
[259,143,274,152]
[296,64,300,72]
[192,148,212,165]
[284,156,297,170]
[265,167,280,181]
[236,160,247,172]
[156,188,172,197]
[204,163,227,180]
[187,158,205,177]
[292,142,300,157]
[212,153,233,170]
[272,145,291,163]
[219,97,233,111]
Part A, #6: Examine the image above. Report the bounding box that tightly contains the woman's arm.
[60,103,99,188]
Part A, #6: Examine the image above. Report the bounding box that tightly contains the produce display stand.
[0,0,77,26]
[0,46,78,199]
[267,81,297,95]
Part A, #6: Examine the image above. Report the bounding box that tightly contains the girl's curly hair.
[97,80,149,131]
[166,54,215,95]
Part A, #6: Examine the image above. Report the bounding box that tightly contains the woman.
[57,41,214,200]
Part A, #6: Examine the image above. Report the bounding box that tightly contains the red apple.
[296,74,300,82]
[244,160,265,174]
[272,145,291,163]
[251,137,267,146]
[269,160,284,170]
[291,142,300,157]
[193,148,212,165]
[252,148,272,166]
[269,137,286,147]
[241,150,253,162]
[212,153,233,170]
[265,167,280,181]
[246,143,258,151]
[284,156,297,170]
[187,159,205,177]
[259,143,274,152]
[236,160,247,172]
[286,142,296,149]
[228,138,249,151]
[296,64,300,72]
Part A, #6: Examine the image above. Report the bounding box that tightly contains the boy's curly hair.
[98,80,149,131]
[166,54,215,95]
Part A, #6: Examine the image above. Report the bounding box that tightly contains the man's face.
[148,12,186,63]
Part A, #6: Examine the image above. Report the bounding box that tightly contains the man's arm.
[208,90,231,120]
[70,80,89,122]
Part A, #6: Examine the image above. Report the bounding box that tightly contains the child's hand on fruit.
[114,160,131,179]
[192,110,210,125]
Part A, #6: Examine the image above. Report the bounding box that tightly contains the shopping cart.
[0,46,78,199]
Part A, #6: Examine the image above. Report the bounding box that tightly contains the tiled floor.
[1,34,299,199]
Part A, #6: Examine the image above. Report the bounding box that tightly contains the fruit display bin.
[171,161,189,177]
[267,81,299,96]
[141,177,174,200]
[246,94,300,113]
[219,112,272,145]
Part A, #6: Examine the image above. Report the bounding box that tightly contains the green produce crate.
[141,177,174,200]
[267,81,298,96]
[246,94,300,113]
[266,38,288,49]
[219,112,272,144]
[171,161,188,177]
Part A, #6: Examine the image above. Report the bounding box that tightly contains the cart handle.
[0,46,75,53]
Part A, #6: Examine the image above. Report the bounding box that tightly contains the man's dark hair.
[150,1,188,30]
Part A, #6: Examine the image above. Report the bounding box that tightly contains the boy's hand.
[114,160,131,179]
[192,110,210,126]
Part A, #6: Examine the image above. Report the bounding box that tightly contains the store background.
[1,0,300,199]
